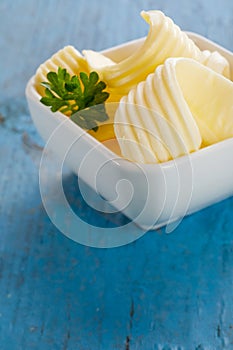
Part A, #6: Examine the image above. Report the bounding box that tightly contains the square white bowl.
[25,33,233,231]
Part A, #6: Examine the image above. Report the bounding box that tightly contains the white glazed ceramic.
[26,33,233,230]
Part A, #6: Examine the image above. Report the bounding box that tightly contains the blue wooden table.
[1,0,233,349]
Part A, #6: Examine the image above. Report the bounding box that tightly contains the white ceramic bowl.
[26,33,233,230]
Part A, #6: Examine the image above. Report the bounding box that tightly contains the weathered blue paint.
[1,0,233,349]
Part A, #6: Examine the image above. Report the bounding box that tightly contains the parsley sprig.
[40,67,109,131]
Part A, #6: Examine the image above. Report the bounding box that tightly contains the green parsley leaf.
[40,67,110,131]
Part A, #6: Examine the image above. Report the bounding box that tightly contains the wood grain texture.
[1,0,233,349]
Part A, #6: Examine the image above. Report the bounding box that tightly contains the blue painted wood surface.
[1,0,233,349]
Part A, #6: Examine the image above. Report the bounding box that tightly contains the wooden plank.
[1,0,233,349]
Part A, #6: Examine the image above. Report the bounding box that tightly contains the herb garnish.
[40,67,109,131]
